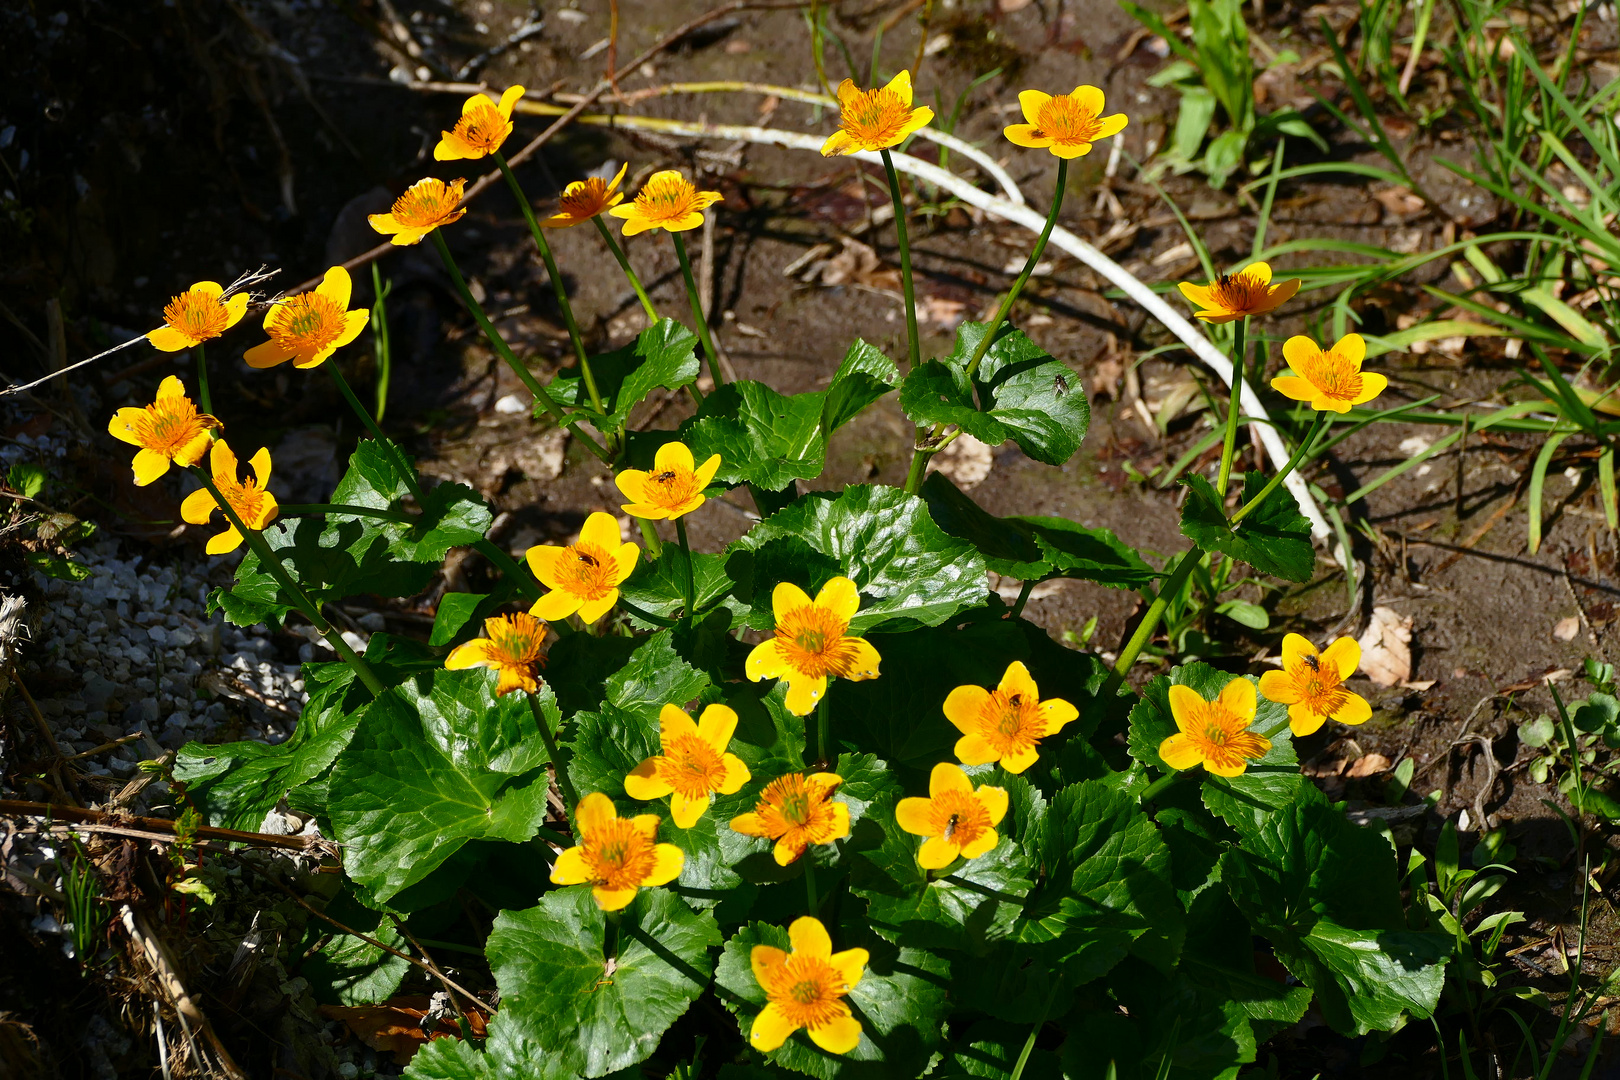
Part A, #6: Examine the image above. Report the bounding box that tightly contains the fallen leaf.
[800,237,900,291]
[319,997,487,1064]
[917,295,968,328]
[929,433,995,490]
[1372,185,1426,217]
[1358,606,1413,688]
[1554,615,1581,641]
[1000,0,1034,10]
[1346,752,1392,779]
[1401,679,1438,691]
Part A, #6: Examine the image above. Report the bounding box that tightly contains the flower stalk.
[964,158,1068,381]
[527,689,581,811]
[1096,548,1200,703]
[674,516,697,618]
[195,344,214,424]
[326,362,425,504]
[880,148,921,371]
[1214,316,1248,499]
[593,216,658,324]
[1230,412,1329,526]
[672,231,723,388]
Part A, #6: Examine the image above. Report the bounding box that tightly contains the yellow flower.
[179,440,279,555]
[624,703,752,827]
[750,916,867,1054]
[244,266,370,370]
[1003,86,1128,159]
[820,71,934,156]
[1177,263,1300,324]
[614,441,721,521]
[367,177,468,246]
[895,762,1009,869]
[444,612,550,696]
[1158,678,1270,778]
[745,578,881,717]
[731,772,849,866]
[146,281,249,352]
[434,85,524,161]
[1270,333,1388,414]
[542,163,628,228]
[608,170,723,236]
[1257,634,1372,737]
[107,375,221,486]
[943,661,1077,774]
[525,512,639,625]
[549,792,684,911]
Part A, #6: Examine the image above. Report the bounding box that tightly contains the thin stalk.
[805,859,819,916]
[1010,579,1035,618]
[1230,413,1329,526]
[326,362,424,503]
[195,344,214,430]
[593,217,658,323]
[1214,317,1248,498]
[963,159,1067,381]
[880,148,921,370]
[637,518,663,558]
[428,229,611,463]
[528,690,580,811]
[671,232,723,386]
[493,151,601,414]
[1008,984,1058,1080]
[901,428,937,494]
[674,516,696,618]
[280,503,414,524]
[1097,548,1201,702]
[371,263,392,422]
[1138,769,1187,804]
[816,696,831,766]
[190,468,383,697]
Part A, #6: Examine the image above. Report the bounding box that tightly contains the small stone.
[147,626,168,646]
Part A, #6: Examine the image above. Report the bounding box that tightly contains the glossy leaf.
[1180,472,1314,583]
[550,318,702,431]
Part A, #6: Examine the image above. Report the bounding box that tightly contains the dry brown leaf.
[1346,752,1392,779]
[1372,186,1426,218]
[1553,615,1581,642]
[1358,606,1413,688]
[320,997,487,1064]
[801,237,900,291]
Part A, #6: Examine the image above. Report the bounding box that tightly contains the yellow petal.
[249,491,279,531]
[645,843,684,885]
[1270,376,1317,402]
[771,581,813,620]
[896,107,934,141]
[1289,701,1328,738]
[1217,676,1257,722]
[954,732,999,767]
[107,408,147,445]
[550,846,589,884]
[942,684,990,733]
[1158,733,1203,771]
[1258,669,1301,705]
[614,469,649,506]
[997,661,1039,703]
[959,828,999,860]
[1093,113,1129,139]
[530,588,582,622]
[498,84,525,117]
[918,836,959,869]
[368,212,403,235]
[243,340,295,369]
[145,325,194,352]
[1003,124,1053,149]
[1166,684,1207,735]
[830,946,868,990]
[773,836,806,865]
[746,638,789,682]
[654,440,696,476]
[1315,394,1354,414]
[444,639,494,670]
[1322,636,1362,680]
[1281,334,1321,372]
[205,526,244,555]
[1332,692,1373,726]
[813,576,860,624]
[1038,698,1079,736]
[576,591,618,625]
[694,453,723,489]
[783,673,826,716]
[751,943,788,984]
[1244,261,1274,287]
[820,129,854,157]
[1353,371,1389,405]
[1204,756,1250,778]
[838,636,881,681]
[730,812,769,838]
[929,761,972,797]
[883,68,914,107]
[1001,745,1040,774]
[525,545,566,588]
[719,754,751,794]
[248,447,272,486]
[1279,632,1316,670]
[576,791,618,835]
[808,1012,862,1055]
[670,791,709,829]
[977,784,1009,827]
[751,1003,799,1052]
[434,133,478,161]
[836,79,861,107]
[788,915,833,959]
[316,265,353,310]
[173,429,213,469]
[131,449,171,487]
[1177,281,1215,309]
[696,703,738,751]
[335,309,370,349]
[660,703,700,744]
[580,511,621,551]
[1017,89,1051,127]
[610,541,640,585]
[210,438,238,478]
[222,292,249,328]
[593,885,639,911]
[894,797,935,838]
[179,487,216,526]
[623,758,672,801]
[1049,140,1094,160]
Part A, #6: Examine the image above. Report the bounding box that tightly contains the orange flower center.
[1033,95,1104,146]
[217,471,273,529]
[558,177,615,220]
[971,689,1044,757]
[1182,698,1268,772]
[1293,659,1351,716]
[655,732,728,800]
[839,86,913,147]
[923,789,991,849]
[750,774,840,841]
[761,956,852,1031]
[450,101,510,153]
[581,816,660,891]
[633,175,704,227]
[134,394,218,456]
[555,541,618,600]
[773,603,858,680]
[1208,272,1273,315]
[1295,350,1365,402]
[390,180,464,229]
[486,613,549,671]
[266,293,347,355]
[640,463,704,512]
[163,290,231,342]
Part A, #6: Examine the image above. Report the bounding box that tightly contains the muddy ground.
[3,0,1620,1076]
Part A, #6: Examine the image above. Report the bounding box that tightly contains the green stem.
[674,516,696,618]
[1230,412,1329,526]
[901,425,941,495]
[1010,579,1035,618]
[281,502,414,524]
[816,696,831,766]
[1139,769,1187,805]
[672,232,723,387]
[1097,548,1201,702]
[964,158,1067,381]
[1215,317,1248,499]
[880,149,921,370]
[1008,983,1058,1080]
[195,343,214,430]
[191,467,383,697]
[326,362,424,503]
[428,229,611,463]
[493,151,601,414]
[371,263,392,423]
[805,859,819,916]
[637,518,663,559]
[528,689,580,811]
[593,216,659,324]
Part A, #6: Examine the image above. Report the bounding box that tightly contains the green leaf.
[403,1037,494,1080]
[899,322,1090,466]
[1182,887,1311,1040]
[604,630,711,715]
[431,592,491,646]
[714,921,950,1079]
[820,340,899,432]
[618,546,733,626]
[26,551,91,581]
[920,472,1156,588]
[328,669,556,903]
[546,633,640,718]
[1180,472,1314,582]
[729,485,987,633]
[486,887,720,1078]
[8,463,46,499]
[551,318,701,431]
[327,440,493,563]
[682,381,831,491]
[935,1019,1061,1080]
[299,887,410,1006]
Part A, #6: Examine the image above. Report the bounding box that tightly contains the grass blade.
[1528,430,1575,554]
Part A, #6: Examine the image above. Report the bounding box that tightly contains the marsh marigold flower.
[1158,678,1270,777]
[1178,263,1300,324]
[609,170,723,236]
[368,177,468,246]
[542,163,628,228]
[1270,333,1387,413]
[180,440,278,555]
[615,441,720,521]
[1003,86,1127,158]
[746,578,880,717]
[750,916,867,1054]
[444,612,550,696]
[108,375,221,486]
[820,70,934,156]
[731,772,849,865]
[434,85,524,161]
[147,281,249,352]
[625,703,751,828]
[525,512,639,625]
[895,762,1008,869]
[943,661,1076,774]
[1258,634,1372,737]
[244,266,369,370]
[550,792,684,911]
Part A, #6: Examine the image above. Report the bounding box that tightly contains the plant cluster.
[110,72,1454,1080]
